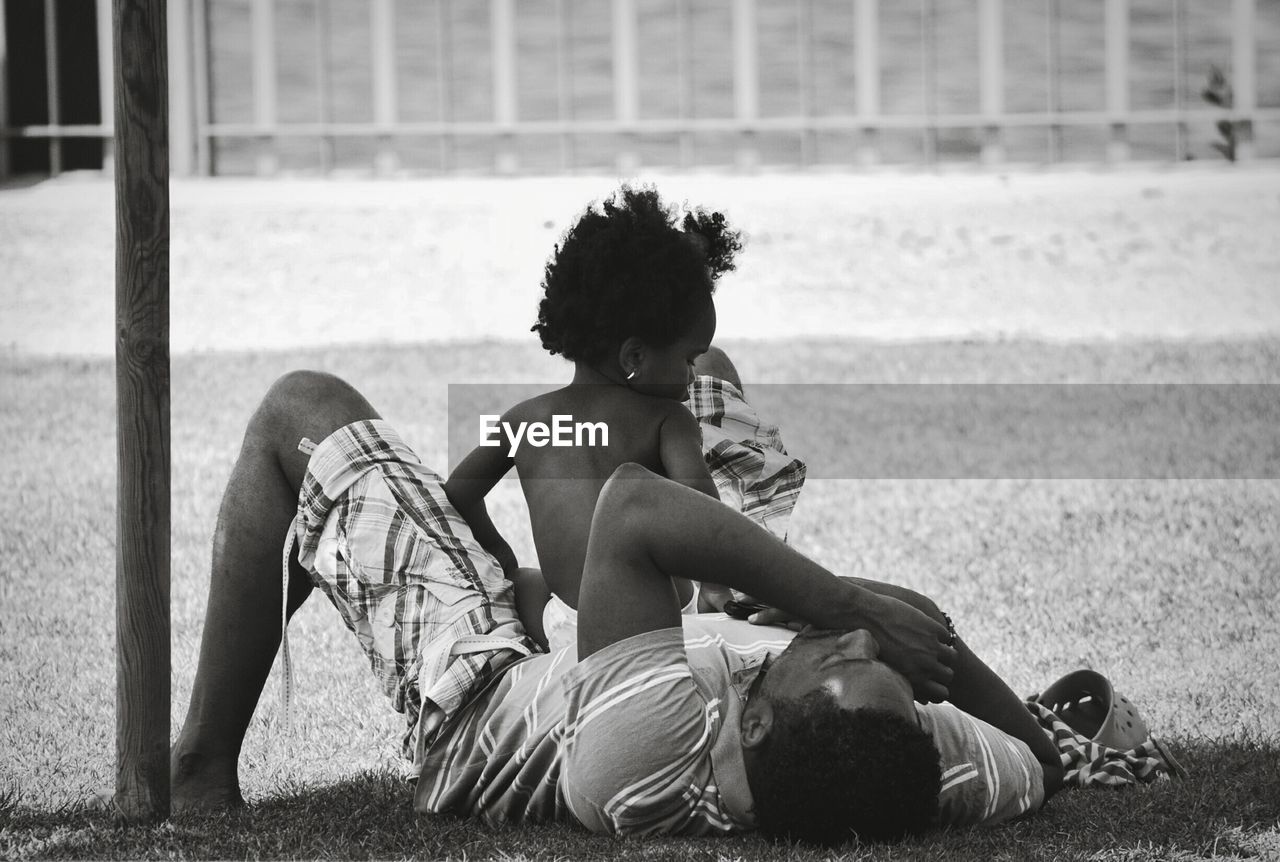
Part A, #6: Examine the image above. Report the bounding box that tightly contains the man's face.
[756,628,917,721]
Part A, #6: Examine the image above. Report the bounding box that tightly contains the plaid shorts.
[290,419,536,767]
[688,375,807,541]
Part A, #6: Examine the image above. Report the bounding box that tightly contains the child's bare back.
[505,384,709,607]
[442,185,743,647]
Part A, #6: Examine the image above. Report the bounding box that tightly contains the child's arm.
[657,406,719,500]
[658,406,733,611]
[443,440,519,577]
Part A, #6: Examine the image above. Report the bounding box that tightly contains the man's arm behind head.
[575,463,955,706]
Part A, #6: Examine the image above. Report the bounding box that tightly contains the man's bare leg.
[171,371,380,813]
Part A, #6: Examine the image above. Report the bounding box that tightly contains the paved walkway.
[2,167,1278,355]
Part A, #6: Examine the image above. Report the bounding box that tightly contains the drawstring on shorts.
[277,436,317,735]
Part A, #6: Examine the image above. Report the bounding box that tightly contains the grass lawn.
[2,337,1278,860]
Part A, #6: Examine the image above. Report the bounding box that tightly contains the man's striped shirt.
[413,615,1045,832]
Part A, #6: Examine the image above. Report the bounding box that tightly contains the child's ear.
[617,337,646,379]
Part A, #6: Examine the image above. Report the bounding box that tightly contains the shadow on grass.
[2,738,1277,861]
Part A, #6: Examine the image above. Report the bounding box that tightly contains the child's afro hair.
[532,184,743,365]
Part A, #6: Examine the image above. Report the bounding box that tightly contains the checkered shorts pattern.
[291,419,534,764]
[688,375,807,540]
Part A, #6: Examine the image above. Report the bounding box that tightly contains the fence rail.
[0,0,1275,178]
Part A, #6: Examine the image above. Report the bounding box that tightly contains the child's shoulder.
[506,387,579,419]
[510,385,691,426]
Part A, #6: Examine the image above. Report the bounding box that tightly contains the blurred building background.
[2,0,1278,179]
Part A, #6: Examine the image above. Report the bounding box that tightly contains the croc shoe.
[1035,669,1150,750]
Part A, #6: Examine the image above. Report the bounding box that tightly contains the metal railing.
[0,0,1275,178]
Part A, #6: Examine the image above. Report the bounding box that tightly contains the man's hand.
[747,591,955,703]
[855,592,955,703]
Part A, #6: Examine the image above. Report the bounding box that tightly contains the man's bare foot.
[171,750,246,815]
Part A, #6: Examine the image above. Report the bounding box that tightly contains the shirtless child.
[443,186,742,650]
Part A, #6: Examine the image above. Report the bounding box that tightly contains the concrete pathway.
[2,167,1278,355]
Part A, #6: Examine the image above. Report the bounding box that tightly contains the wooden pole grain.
[113,0,170,822]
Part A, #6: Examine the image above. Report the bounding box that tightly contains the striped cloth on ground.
[1025,699,1181,786]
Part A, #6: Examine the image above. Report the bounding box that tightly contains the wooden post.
[612,0,639,174]
[167,0,193,176]
[192,0,212,174]
[113,0,170,823]
[920,0,936,165]
[1231,0,1256,160]
[491,0,517,174]
[316,0,333,173]
[1046,0,1061,162]
[1104,0,1129,162]
[797,0,814,167]
[435,0,454,172]
[251,0,278,175]
[45,0,62,175]
[732,0,759,171]
[0,0,9,180]
[370,0,398,175]
[978,0,1004,164]
[676,0,693,168]
[554,0,573,171]
[1173,0,1186,161]
[97,0,114,171]
[854,0,879,166]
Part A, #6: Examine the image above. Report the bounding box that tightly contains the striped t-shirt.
[413,615,1045,833]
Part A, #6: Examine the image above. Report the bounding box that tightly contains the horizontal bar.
[13,108,1280,142]
[193,107,1280,138]
[1,124,115,137]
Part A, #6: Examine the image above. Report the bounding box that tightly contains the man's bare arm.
[576,464,956,702]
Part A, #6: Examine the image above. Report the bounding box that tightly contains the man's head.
[740,628,942,847]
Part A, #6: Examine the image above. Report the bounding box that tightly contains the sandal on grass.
[1034,669,1187,778]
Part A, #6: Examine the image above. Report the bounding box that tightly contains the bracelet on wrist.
[942,612,957,648]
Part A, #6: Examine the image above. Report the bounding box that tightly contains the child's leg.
[171,371,380,812]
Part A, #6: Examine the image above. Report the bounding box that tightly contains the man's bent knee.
[596,463,664,534]
[263,370,373,421]
[247,371,381,488]
[255,371,379,445]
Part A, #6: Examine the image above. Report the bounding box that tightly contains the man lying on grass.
[173,368,1168,846]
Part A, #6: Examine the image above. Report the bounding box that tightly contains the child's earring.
[625,369,637,382]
